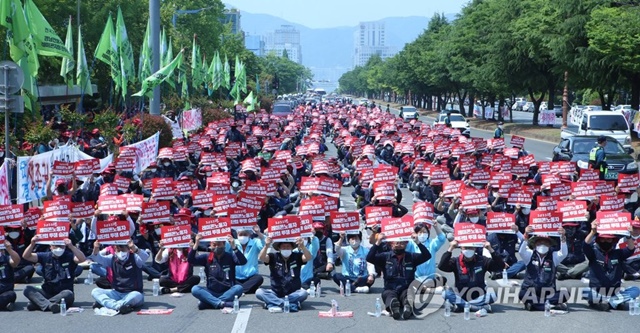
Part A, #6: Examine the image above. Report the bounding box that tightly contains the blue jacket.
[406,232,446,281]
[336,244,371,279]
[297,236,319,284]
[233,237,265,280]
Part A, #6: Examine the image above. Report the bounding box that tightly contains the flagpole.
[149,0,161,115]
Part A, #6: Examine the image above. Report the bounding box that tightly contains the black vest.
[111,254,143,293]
[206,252,237,294]
[454,255,487,296]
[313,237,328,268]
[269,252,303,297]
[41,250,76,295]
[522,252,556,292]
[0,253,14,294]
[587,244,627,291]
[383,252,415,293]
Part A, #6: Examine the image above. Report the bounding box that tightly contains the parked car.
[552,135,636,180]
[523,102,534,112]
[272,102,293,116]
[554,106,563,118]
[400,106,417,120]
[434,110,471,137]
[561,110,632,148]
[512,97,527,111]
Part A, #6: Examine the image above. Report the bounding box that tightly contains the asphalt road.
[4,109,636,333]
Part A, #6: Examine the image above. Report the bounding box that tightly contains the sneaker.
[26,302,39,311]
[482,304,492,313]
[5,302,14,312]
[402,300,413,320]
[118,305,133,315]
[222,302,234,309]
[289,303,299,313]
[268,307,283,313]
[355,286,370,293]
[556,273,567,281]
[615,302,630,311]
[92,302,103,309]
[524,302,533,311]
[389,298,401,320]
[49,304,61,314]
[589,302,610,312]
[161,287,171,295]
[198,302,213,310]
[553,303,568,311]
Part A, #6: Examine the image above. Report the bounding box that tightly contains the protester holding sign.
[22,236,86,313]
[406,222,447,285]
[189,234,247,310]
[311,222,335,281]
[0,240,21,311]
[4,225,36,283]
[333,232,375,293]
[517,225,569,311]
[155,241,200,295]
[366,232,431,320]
[257,236,312,312]
[90,239,148,314]
[619,221,640,280]
[556,221,590,280]
[582,221,639,311]
[233,226,266,294]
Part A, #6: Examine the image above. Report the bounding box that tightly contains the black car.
[552,136,637,180]
[272,102,293,116]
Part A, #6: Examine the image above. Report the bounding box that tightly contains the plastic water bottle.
[199,267,206,284]
[85,271,93,285]
[331,299,338,316]
[152,279,159,296]
[309,283,316,298]
[375,298,382,317]
[502,268,508,284]
[233,295,239,314]
[345,280,351,297]
[60,298,67,316]
[444,300,451,317]
[635,297,640,315]
[339,281,344,296]
[463,302,470,320]
[544,300,551,317]
[316,282,321,298]
[283,296,290,313]
[630,297,636,316]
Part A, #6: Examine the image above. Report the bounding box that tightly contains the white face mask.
[462,249,475,258]
[536,245,549,255]
[280,249,292,258]
[238,236,250,245]
[0,152,4,157]
[417,233,429,243]
[155,228,161,235]
[163,162,171,167]
[204,209,212,216]
[350,239,360,248]
[7,231,19,239]
[206,172,212,177]
[521,207,531,215]
[474,185,483,189]
[51,247,65,257]
[469,216,479,223]
[149,169,157,173]
[116,251,129,261]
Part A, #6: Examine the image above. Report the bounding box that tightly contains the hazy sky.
[223,0,469,29]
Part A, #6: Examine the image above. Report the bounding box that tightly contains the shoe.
[92,302,103,309]
[524,302,533,311]
[49,304,61,314]
[222,302,234,309]
[553,303,568,311]
[26,302,39,311]
[268,307,283,313]
[556,273,567,281]
[355,286,370,293]
[482,304,492,313]
[490,272,501,280]
[615,302,629,311]
[161,287,171,295]
[589,302,610,311]
[118,305,133,315]
[389,298,401,320]
[402,300,413,320]
[198,302,214,310]
[5,302,14,311]
[289,304,299,312]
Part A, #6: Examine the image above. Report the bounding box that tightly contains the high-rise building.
[245,34,265,57]
[264,25,303,64]
[353,21,396,67]
[223,9,242,35]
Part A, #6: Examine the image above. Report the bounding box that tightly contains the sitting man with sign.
[233,226,266,294]
[333,232,376,293]
[366,232,431,320]
[155,241,200,294]
[22,236,86,313]
[90,240,148,314]
[0,239,21,311]
[582,221,639,311]
[257,237,312,312]
[620,220,640,280]
[189,234,247,310]
[439,238,503,313]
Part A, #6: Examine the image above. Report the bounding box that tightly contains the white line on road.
[231,308,252,333]
[545,157,552,161]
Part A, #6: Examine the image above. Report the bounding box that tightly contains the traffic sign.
[0,61,24,94]
[0,95,24,113]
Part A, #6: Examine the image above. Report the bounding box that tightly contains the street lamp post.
[150,0,161,115]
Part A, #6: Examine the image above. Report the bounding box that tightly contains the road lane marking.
[231,308,252,333]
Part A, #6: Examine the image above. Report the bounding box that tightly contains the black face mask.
[213,247,225,256]
[598,241,614,252]
[565,227,576,238]
[393,248,405,255]
[315,231,324,239]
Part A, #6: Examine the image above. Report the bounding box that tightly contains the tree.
[282,49,289,60]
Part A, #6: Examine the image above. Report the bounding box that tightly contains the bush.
[92,109,121,148]
[259,95,273,112]
[24,120,59,146]
[128,114,172,148]
[201,106,232,126]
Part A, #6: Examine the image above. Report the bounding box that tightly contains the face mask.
[522,208,531,215]
[149,169,157,173]
[631,234,640,240]
[116,251,129,261]
[238,236,249,245]
[51,247,65,257]
[204,209,212,216]
[155,228,161,235]
[315,231,324,239]
[462,249,475,259]
[350,240,360,248]
[206,172,212,177]
[163,162,170,167]
[8,231,19,239]
[469,216,479,223]
[474,185,483,189]
[536,245,549,255]
[498,126,503,129]
[0,152,4,157]
[214,247,225,256]
[492,191,498,196]
[598,242,613,252]
[418,233,429,243]
[280,249,292,258]
[393,248,405,255]
[625,199,631,204]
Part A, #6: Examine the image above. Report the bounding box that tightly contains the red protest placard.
[461,189,488,209]
[454,223,487,247]
[571,182,596,200]
[600,195,625,211]
[320,196,339,213]
[596,211,631,237]
[489,172,512,187]
[36,221,69,245]
[429,167,450,185]
[549,183,571,199]
[595,180,616,196]
[618,173,640,192]
[330,212,360,234]
[100,183,119,197]
[413,202,435,224]
[174,180,199,196]
[469,168,491,183]
[556,201,587,221]
[242,181,268,197]
[299,215,314,238]
[267,216,301,242]
[74,159,100,177]
[236,192,264,211]
[43,200,72,222]
[298,198,325,221]
[97,195,127,214]
[529,210,562,237]
[198,217,232,242]
[510,135,525,148]
[380,216,414,241]
[579,168,599,182]
[141,201,171,224]
[229,208,259,230]
[0,204,24,226]
[373,166,398,183]
[317,177,342,198]
[486,212,515,234]
[122,194,144,212]
[191,190,215,209]
[507,189,533,207]
[114,175,130,193]
[443,181,464,198]
[365,206,392,226]
[212,194,236,217]
[71,201,95,219]
[207,172,230,186]
[115,158,136,171]
[96,220,131,245]
[52,161,74,178]
[161,225,192,248]
[536,196,557,211]
[373,182,395,202]
[152,178,175,200]
[24,208,42,229]
[0,230,4,249]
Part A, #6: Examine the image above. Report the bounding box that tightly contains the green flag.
[222,54,230,89]
[138,19,152,83]
[24,0,72,58]
[191,36,201,88]
[77,27,93,96]
[116,7,135,97]
[229,81,239,105]
[133,49,183,97]
[60,18,75,87]
[212,51,222,91]
[94,14,121,92]
[5,0,39,77]
[200,54,208,88]
[163,37,175,89]
[243,91,255,112]
[237,63,247,94]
